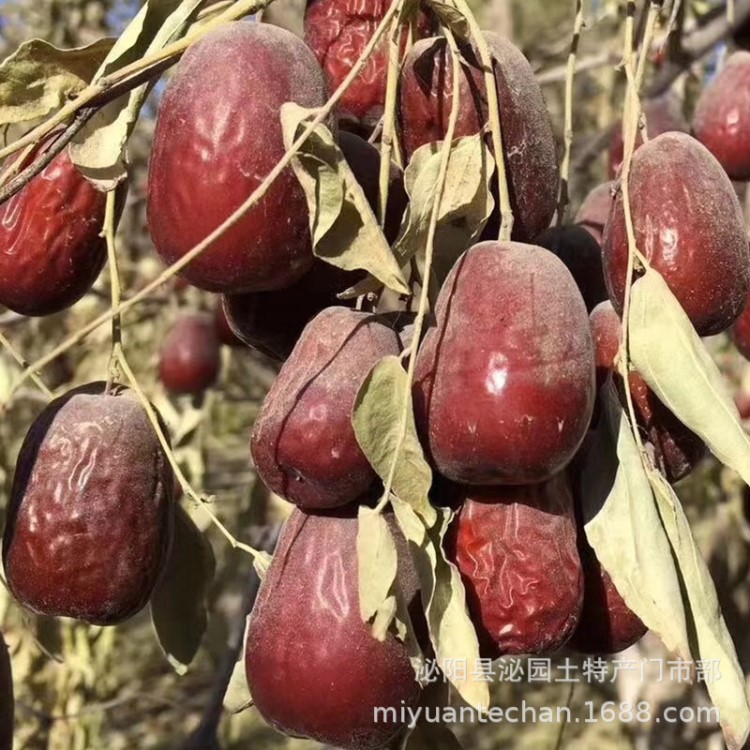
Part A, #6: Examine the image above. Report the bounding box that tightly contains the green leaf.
[356,506,399,640]
[151,504,215,674]
[353,355,436,526]
[280,102,410,295]
[392,498,488,711]
[0,38,115,126]
[629,268,750,485]
[578,385,690,659]
[70,0,205,189]
[223,657,253,714]
[647,470,750,750]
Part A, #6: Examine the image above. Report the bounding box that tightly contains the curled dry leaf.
[629,268,750,485]
[0,38,114,126]
[280,102,410,296]
[224,656,253,714]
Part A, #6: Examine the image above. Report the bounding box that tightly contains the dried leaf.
[223,657,253,714]
[427,1,470,40]
[648,470,750,750]
[71,0,205,189]
[280,102,410,295]
[0,38,114,126]
[357,505,399,640]
[353,355,436,525]
[629,268,750,484]
[150,504,215,673]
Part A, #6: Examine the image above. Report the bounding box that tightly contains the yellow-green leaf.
[357,505,399,640]
[0,38,114,126]
[426,1,469,40]
[150,504,215,673]
[223,657,253,714]
[629,268,750,484]
[353,355,436,525]
[648,470,750,750]
[280,102,410,296]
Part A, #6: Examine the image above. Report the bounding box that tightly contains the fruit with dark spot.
[602,132,750,336]
[731,289,750,360]
[147,23,330,293]
[0,635,12,750]
[693,52,750,180]
[444,473,583,658]
[221,132,407,361]
[589,300,706,482]
[609,94,688,178]
[398,33,558,242]
[0,138,106,316]
[251,307,400,509]
[569,525,647,654]
[413,241,595,485]
[159,313,221,395]
[3,382,174,625]
[304,0,434,133]
[575,181,614,245]
[245,506,421,749]
[536,225,608,312]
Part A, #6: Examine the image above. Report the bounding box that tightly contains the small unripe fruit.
[159,314,221,395]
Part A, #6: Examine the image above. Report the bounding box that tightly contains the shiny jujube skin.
[603,132,750,336]
[608,94,688,178]
[569,528,646,654]
[693,52,750,180]
[304,0,434,130]
[245,508,421,750]
[589,301,706,482]
[3,383,174,625]
[159,313,221,395]
[0,141,106,316]
[398,33,558,242]
[413,241,595,485]
[445,474,583,659]
[575,181,614,246]
[250,308,401,509]
[0,636,12,750]
[147,23,329,293]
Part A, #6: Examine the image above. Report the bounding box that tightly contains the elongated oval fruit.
[445,474,583,658]
[305,0,434,132]
[398,33,558,242]
[245,507,421,750]
[603,132,750,336]
[147,23,329,293]
[413,241,595,485]
[0,139,106,316]
[3,382,174,625]
[251,307,401,509]
[0,635,12,750]
[575,181,614,245]
[159,313,221,395]
[693,52,750,180]
[589,301,706,482]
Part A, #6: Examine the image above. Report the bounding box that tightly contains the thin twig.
[0,331,52,400]
[104,190,123,390]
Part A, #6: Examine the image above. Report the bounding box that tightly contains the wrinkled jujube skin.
[603,132,750,336]
[693,52,750,181]
[445,474,583,659]
[221,132,407,361]
[251,308,400,509]
[0,635,12,750]
[0,138,106,316]
[589,301,707,482]
[731,291,750,360]
[305,0,434,132]
[569,526,647,655]
[608,93,688,178]
[159,313,221,395]
[147,23,329,293]
[398,33,558,242]
[413,241,595,485]
[245,507,421,750]
[574,181,614,245]
[3,383,174,625]
[536,225,608,312]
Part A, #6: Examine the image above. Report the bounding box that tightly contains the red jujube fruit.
[3,383,174,625]
[159,313,221,395]
[413,241,596,485]
[445,474,583,659]
[147,23,329,293]
[575,181,614,245]
[0,138,106,316]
